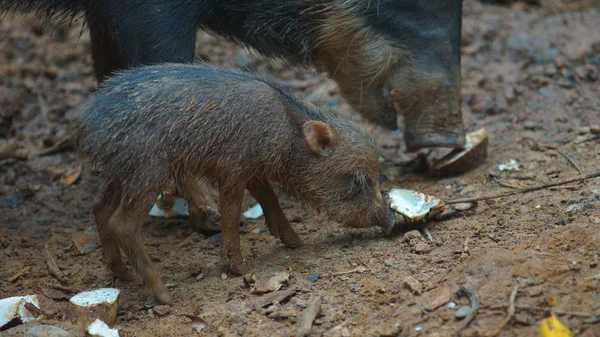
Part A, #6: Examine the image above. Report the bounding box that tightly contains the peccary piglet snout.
[70,63,394,304]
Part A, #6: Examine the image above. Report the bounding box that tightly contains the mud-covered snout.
[340,198,395,231]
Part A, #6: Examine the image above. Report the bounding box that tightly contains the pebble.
[414,242,430,253]
[264,305,278,315]
[341,327,351,337]
[590,125,600,135]
[221,273,228,280]
[455,306,473,319]
[402,276,423,295]
[25,325,71,337]
[447,302,457,309]
[153,304,171,317]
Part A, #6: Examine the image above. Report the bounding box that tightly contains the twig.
[297,295,322,337]
[8,266,31,283]
[447,171,600,205]
[321,266,370,278]
[514,305,595,318]
[454,286,480,337]
[37,91,48,124]
[37,135,73,156]
[45,246,67,284]
[487,284,519,337]
[556,150,585,176]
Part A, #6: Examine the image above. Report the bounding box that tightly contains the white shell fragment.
[88,319,120,337]
[0,295,41,329]
[68,288,119,327]
[387,189,445,222]
[498,159,521,171]
[149,194,189,218]
[243,204,264,219]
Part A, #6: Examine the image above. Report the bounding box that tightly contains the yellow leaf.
[60,166,82,186]
[539,313,571,337]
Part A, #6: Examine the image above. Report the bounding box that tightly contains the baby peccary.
[70,63,394,304]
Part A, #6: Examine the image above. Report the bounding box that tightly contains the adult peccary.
[2,0,465,151]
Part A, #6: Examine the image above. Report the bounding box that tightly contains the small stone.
[196,273,205,281]
[523,120,543,131]
[153,304,170,317]
[251,227,265,234]
[402,276,422,295]
[324,253,333,259]
[250,272,290,294]
[590,125,600,135]
[25,325,71,337]
[447,302,457,309]
[402,230,423,242]
[414,242,430,253]
[221,273,228,280]
[341,327,351,337]
[264,305,278,315]
[455,306,473,319]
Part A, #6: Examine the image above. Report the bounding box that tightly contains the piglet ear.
[303,121,336,156]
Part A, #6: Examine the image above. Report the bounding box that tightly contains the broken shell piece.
[88,319,120,337]
[243,204,264,219]
[429,128,488,177]
[149,194,189,218]
[67,288,119,327]
[387,189,445,222]
[498,159,521,171]
[0,295,42,330]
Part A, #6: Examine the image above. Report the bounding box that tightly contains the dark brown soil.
[1,1,599,336]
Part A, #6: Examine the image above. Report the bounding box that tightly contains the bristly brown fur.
[70,62,393,304]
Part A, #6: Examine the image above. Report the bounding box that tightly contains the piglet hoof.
[189,208,221,232]
[280,231,303,249]
[154,288,174,305]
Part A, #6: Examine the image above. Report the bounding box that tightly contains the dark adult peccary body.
[2,0,465,151]
[69,63,395,304]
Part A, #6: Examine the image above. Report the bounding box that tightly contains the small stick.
[7,266,31,283]
[45,246,66,284]
[454,286,480,337]
[321,266,370,278]
[487,284,520,337]
[297,295,322,337]
[37,135,73,157]
[515,305,595,318]
[557,150,585,176]
[447,171,600,205]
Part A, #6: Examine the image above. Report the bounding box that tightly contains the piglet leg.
[218,183,248,275]
[247,179,303,248]
[110,202,173,305]
[93,181,134,281]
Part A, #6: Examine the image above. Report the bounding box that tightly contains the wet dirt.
[1,1,599,336]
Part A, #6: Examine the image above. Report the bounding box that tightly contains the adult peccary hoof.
[66,288,119,328]
[428,128,488,177]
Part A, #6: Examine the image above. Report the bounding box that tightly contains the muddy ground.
[1,1,599,336]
